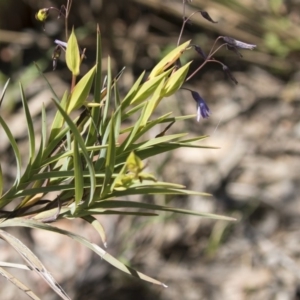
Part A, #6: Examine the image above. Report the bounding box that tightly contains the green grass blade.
[140,79,166,127]
[100,113,116,197]
[19,82,35,177]
[123,107,146,150]
[121,71,145,108]
[52,98,96,205]
[161,62,192,97]
[94,24,102,105]
[0,266,41,300]
[86,24,102,145]
[137,133,188,150]
[73,139,84,206]
[74,210,158,217]
[67,66,96,114]
[0,163,3,197]
[66,28,80,76]
[0,219,167,287]
[130,70,171,106]
[89,200,235,221]
[114,84,122,141]
[0,78,10,107]
[34,62,60,101]
[35,104,47,166]
[101,57,112,127]
[121,102,145,121]
[120,112,172,135]
[0,115,21,186]
[0,229,71,300]
[148,40,190,79]
[82,215,107,247]
[48,90,69,143]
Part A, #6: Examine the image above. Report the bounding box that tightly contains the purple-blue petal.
[191,91,211,122]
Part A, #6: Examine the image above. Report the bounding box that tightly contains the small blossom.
[191,91,211,122]
[222,36,256,50]
[54,39,67,49]
[222,64,238,84]
[35,8,49,22]
[200,11,218,23]
[184,16,193,26]
[193,45,207,59]
[52,45,62,70]
[226,45,243,58]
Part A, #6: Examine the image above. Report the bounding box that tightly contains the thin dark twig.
[186,42,227,81]
[177,0,187,46]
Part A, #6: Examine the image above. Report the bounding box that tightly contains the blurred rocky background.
[1,0,300,299]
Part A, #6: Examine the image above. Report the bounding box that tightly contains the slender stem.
[65,0,73,40]
[178,8,212,46]
[208,36,223,57]
[48,6,66,17]
[209,42,227,58]
[186,41,227,81]
[71,74,76,91]
[177,0,187,46]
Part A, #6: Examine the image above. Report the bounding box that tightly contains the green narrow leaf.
[122,112,172,140]
[89,200,235,221]
[100,113,116,197]
[137,133,188,150]
[86,24,102,146]
[133,142,205,161]
[48,90,69,142]
[161,61,192,97]
[39,105,48,157]
[66,28,80,76]
[148,40,191,79]
[130,70,171,105]
[114,83,122,141]
[0,219,167,287]
[82,215,107,247]
[78,210,158,217]
[0,163,3,197]
[0,78,10,107]
[0,115,21,186]
[122,103,147,151]
[73,139,84,206]
[18,83,36,183]
[121,71,145,108]
[0,230,71,300]
[140,78,166,127]
[67,66,96,114]
[34,63,60,102]
[121,102,145,121]
[101,57,113,128]
[0,266,41,300]
[42,126,69,160]
[94,24,102,105]
[52,98,96,205]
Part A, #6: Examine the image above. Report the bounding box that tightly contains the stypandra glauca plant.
[0,0,256,299]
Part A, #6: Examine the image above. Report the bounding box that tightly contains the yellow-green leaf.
[148,40,191,80]
[161,61,192,97]
[67,66,96,114]
[66,28,81,76]
[49,90,69,142]
[130,69,171,105]
[73,139,84,206]
[126,152,144,175]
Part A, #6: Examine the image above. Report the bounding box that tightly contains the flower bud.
[52,45,62,70]
[35,8,49,22]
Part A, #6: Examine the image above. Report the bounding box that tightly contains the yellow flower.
[35,8,49,22]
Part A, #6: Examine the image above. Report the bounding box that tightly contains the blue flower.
[222,36,256,50]
[191,91,211,122]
